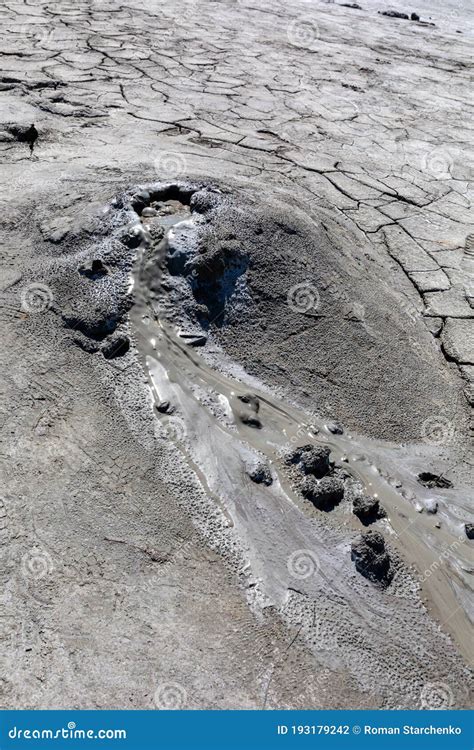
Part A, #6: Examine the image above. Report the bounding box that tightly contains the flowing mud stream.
[128,201,472,664]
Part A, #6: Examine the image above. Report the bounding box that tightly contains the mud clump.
[141,207,157,218]
[464,523,473,540]
[4,123,38,153]
[424,498,438,514]
[302,476,344,511]
[327,421,344,435]
[120,224,147,249]
[287,445,331,478]
[286,444,342,508]
[178,331,207,347]
[351,530,393,585]
[236,393,261,428]
[246,460,272,486]
[156,401,175,415]
[379,10,409,19]
[237,393,260,412]
[353,494,386,525]
[240,413,262,429]
[417,472,453,489]
[285,444,312,465]
[300,446,331,478]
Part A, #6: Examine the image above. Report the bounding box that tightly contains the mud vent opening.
[136,182,249,331]
[132,185,197,215]
[417,472,453,489]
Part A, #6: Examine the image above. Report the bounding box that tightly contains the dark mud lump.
[352,494,386,525]
[302,476,344,511]
[288,445,331,478]
[351,530,393,585]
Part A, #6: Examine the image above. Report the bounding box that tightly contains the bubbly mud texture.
[0,0,472,710]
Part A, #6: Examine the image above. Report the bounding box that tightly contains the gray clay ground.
[0,0,473,710]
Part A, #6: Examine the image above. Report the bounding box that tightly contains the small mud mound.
[302,475,344,511]
[177,189,467,445]
[32,178,468,449]
[352,494,386,525]
[417,472,453,489]
[283,444,350,511]
[51,181,217,358]
[245,458,272,486]
[351,530,393,586]
[292,445,332,478]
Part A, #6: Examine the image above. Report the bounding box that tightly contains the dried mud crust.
[15,179,473,705]
[0,0,473,711]
[0,174,469,710]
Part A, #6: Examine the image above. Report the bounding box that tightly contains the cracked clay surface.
[0,0,472,710]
